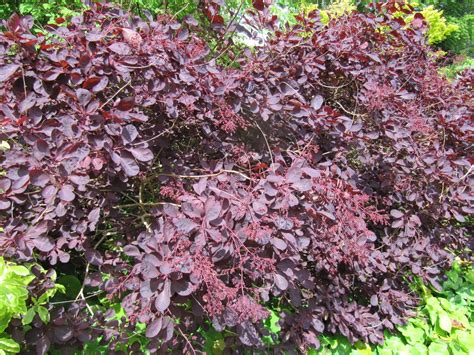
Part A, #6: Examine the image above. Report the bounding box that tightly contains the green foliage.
[321,0,356,24]
[117,0,200,19]
[419,5,459,44]
[401,3,459,45]
[276,0,356,26]
[78,299,150,354]
[22,269,65,327]
[199,326,226,355]
[441,14,474,56]
[440,57,474,78]
[0,258,65,354]
[117,0,163,12]
[377,261,474,355]
[415,0,473,54]
[417,0,473,17]
[0,1,18,22]
[0,257,33,354]
[11,0,86,24]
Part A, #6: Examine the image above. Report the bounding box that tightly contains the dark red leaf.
[146,317,162,338]
[59,185,75,202]
[109,42,132,55]
[252,0,265,11]
[0,64,19,82]
[116,97,135,111]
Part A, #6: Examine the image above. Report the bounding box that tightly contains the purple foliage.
[0,1,472,353]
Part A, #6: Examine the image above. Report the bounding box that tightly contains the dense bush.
[442,14,473,56]
[0,0,85,22]
[0,1,472,353]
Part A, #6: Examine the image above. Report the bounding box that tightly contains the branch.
[99,79,132,110]
[117,201,181,209]
[139,183,152,232]
[333,100,365,117]
[157,169,252,181]
[254,121,275,170]
[177,325,197,355]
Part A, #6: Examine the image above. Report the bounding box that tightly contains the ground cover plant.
[0,0,472,353]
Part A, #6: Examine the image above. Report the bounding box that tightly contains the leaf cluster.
[0,257,33,354]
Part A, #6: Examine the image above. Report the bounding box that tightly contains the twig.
[99,79,132,110]
[73,226,112,315]
[333,100,364,117]
[75,263,93,315]
[157,169,252,181]
[32,206,54,225]
[281,82,306,102]
[441,128,446,152]
[459,165,473,181]
[315,79,353,90]
[20,64,27,101]
[139,183,152,232]
[211,0,246,55]
[177,326,197,355]
[170,3,189,21]
[49,290,104,305]
[117,201,180,209]
[92,230,117,250]
[135,118,179,145]
[121,60,158,70]
[254,121,275,170]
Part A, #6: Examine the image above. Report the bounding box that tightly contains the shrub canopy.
[0,1,472,352]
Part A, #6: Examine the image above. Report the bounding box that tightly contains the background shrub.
[0,257,33,354]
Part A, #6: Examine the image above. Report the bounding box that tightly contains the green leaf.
[379,334,409,354]
[0,315,10,334]
[22,307,36,325]
[438,312,452,334]
[8,266,30,277]
[428,341,448,354]
[36,306,50,324]
[409,344,428,355]
[327,337,339,349]
[0,336,20,353]
[455,330,474,352]
[264,310,281,334]
[201,327,225,355]
[353,341,372,354]
[399,323,426,344]
[57,275,81,300]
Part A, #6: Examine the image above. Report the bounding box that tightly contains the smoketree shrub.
[0,1,472,353]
